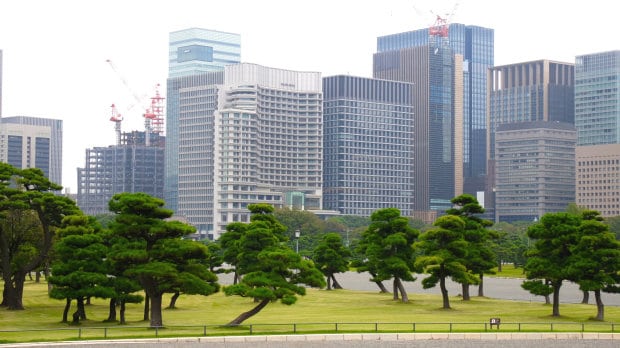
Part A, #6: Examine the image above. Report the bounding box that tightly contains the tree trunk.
[105,298,117,322]
[395,277,408,303]
[392,280,399,300]
[331,275,342,289]
[326,275,332,290]
[461,282,470,301]
[168,291,180,309]
[478,274,484,297]
[2,273,26,310]
[143,294,150,321]
[62,298,71,323]
[581,291,590,304]
[440,275,450,309]
[375,281,389,293]
[544,279,551,304]
[498,261,502,272]
[120,300,127,325]
[226,298,270,326]
[594,289,604,321]
[233,271,239,285]
[77,297,87,320]
[149,293,164,328]
[552,281,562,317]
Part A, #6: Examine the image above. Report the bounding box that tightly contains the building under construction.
[76,130,165,216]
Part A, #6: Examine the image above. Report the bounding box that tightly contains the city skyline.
[0,0,618,189]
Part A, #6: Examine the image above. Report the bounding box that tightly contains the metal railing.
[0,321,618,343]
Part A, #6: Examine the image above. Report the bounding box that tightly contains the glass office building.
[165,28,240,212]
[323,75,415,216]
[0,116,62,185]
[575,50,620,146]
[377,24,494,193]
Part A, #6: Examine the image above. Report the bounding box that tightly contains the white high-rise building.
[177,63,323,239]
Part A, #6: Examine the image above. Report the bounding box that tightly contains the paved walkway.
[2,333,619,348]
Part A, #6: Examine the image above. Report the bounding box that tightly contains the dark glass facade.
[323,75,415,216]
[377,24,494,193]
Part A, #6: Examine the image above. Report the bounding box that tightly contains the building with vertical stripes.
[76,131,165,216]
[0,116,62,185]
[494,121,576,222]
[322,75,415,216]
[373,44,464,219]
[175,63,323,239]
[377,24,494,195]
[165,28,241,212]
[575,144,620,217]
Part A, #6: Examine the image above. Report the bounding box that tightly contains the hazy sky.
[0,0,617,191]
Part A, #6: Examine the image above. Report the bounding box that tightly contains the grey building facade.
[377,23,494,194]
[175,63,323,239]
[322,75,415,216]
[165,28,240,212]
[575,50,620,146]
[0,116,62,185]
[373,44,464,218]
[77,131,165,216]
[494,121,576,222]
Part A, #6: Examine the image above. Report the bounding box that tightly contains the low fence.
[0,321,618,343]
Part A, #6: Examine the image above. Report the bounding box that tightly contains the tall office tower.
[0,116,62,185]
[323,75,415,216]
[377,24,494,194]
[76,131,165,216]
[176,63,323,239]
[168,28,241,78]
[373,44,464,220]
[575,50,620,146]
[165,28,241,212]
[494,121,576,223]
[487,60,574,218]
[575,144,620,217]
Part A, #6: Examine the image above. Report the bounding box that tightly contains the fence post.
[250,325,253,335]
[412,323,416,332]
[550,323,553,331]
[449,323,452,332]
[78,328,82,339]
[203,325,207,336]
[375,323,378,332]
[581,323,584,332]
[518,323,521,332]
[335,323,338,332]
[293,323,297,334]
[104,327,107,339]
[484,323,487,332]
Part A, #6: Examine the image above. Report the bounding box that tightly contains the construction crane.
[109,103,123,146]
[105,59,164,145]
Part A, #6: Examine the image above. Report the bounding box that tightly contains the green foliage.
[49,214,114,323]
[223,204,325,325]
[312,233,351,288]
[415,215,474,308]
[356,208,419,301]
[107,192,219,327]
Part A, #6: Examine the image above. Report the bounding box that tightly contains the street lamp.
[294,229,300,254]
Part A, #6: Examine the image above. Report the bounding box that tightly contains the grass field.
[1,279,619,343]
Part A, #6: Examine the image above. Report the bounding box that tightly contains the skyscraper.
[0,116,63,185]
[373,43,464,218]
[574,51,620,217]
[165,28,241,212]
[494,121,576,222]
[76,131,165,216]
[168,28,241,78]
[487,60,575,218]
[377,23,494,194]
[574,50,620,146]
[176,63,323,239]
[323,75,415,216]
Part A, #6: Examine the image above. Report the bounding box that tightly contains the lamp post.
[294,229,300,254]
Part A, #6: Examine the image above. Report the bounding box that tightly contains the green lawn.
[1,280,619,343]
[489,264,526,278]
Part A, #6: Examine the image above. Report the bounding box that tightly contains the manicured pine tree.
[313,232,351,290]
